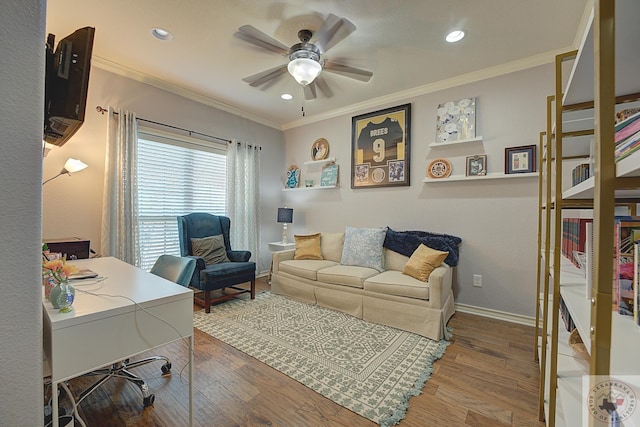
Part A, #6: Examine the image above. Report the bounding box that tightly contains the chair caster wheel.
[161,362,172,374]
[143,394,155,407]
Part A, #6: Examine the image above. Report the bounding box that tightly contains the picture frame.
[351,103,411,188]
[505,145,536,174]
[311,138,329,161]
[466,154,487,176]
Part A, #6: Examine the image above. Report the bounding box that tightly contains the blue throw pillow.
[340,226,387,272]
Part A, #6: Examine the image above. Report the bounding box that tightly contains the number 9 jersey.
[356,117,404,165]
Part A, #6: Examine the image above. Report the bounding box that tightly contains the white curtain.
[226,139,261,269]
[100,107,140,265]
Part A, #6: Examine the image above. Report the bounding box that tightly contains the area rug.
[193,292,449,426]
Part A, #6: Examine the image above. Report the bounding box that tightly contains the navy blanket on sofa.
[383,227,462,266]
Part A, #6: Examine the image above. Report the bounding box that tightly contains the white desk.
[42,257,194,427]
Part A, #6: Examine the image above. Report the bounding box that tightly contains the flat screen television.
[44,26,95,147]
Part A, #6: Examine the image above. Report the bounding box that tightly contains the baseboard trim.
[455,303,535,327]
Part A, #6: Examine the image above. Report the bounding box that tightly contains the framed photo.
[505,145,536,174]
[311,138,329,161]
[351,104,411,188]
[466,154,487,176]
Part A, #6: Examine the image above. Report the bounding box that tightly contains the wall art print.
[435,97,476,143]
[351,104,411,189]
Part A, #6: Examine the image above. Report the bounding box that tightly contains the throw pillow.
[294,233,323,260]
[340,226,387,272]
[191,235,229,266]
[402,244,449,281]
[320,232,345,262]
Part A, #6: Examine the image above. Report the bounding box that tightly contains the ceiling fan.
[233,14,373,100]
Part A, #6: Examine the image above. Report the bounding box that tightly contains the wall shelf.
[303,157,336,166]
[422,172,537,183]
[282,184,338,192]
[428,136,484,148]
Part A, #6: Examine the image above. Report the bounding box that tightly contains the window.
[136,129,227,270]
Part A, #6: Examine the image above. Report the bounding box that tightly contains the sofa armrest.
[272,249,295,275]
[428,263,453,309]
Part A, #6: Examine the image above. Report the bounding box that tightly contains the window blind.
[137,131,227,270]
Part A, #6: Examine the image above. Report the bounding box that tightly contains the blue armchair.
[178,213,256,313]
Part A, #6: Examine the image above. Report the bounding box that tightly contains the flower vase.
[50,280,75,313]
[43,272,56,300]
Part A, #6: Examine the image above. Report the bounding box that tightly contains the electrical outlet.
[473,274,482,287]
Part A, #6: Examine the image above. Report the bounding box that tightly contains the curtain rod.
[96,106,259,148]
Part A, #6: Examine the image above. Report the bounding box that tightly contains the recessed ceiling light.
[281,93,293,100]
[151,27,173,41]
[446,30,465,43]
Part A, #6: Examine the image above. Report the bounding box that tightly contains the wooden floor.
[58,277,546,426]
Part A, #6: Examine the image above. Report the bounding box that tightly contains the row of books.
[571,163,590,187]
[615,108,640,161]
[561,218,592,267]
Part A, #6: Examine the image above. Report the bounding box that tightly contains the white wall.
[283,65,551,317]
[0,0,46,424]
[42,67,285,274]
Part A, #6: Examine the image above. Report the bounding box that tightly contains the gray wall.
[0,0,46,424]
[42,67,285,274]
[282,65,550,317]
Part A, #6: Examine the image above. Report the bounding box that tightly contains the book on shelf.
[615,108,640,131]
[614,218,640,316]
[571,163,591,186]
[561,217,593,266]
[634,239,640,326]
[615,129,640,161]
[615,114,640,142]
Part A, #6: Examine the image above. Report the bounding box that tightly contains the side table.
[268,241,296,283]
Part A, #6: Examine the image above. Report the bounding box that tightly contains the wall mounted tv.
[44,26,95,147]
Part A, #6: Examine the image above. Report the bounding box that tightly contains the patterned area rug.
[193,292,449,426]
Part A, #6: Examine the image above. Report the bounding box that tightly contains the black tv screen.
[44,26,95,147]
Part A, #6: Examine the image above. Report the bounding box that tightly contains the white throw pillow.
[340,226,386,272]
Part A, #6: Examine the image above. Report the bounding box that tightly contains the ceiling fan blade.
[324,61,373,82]
[314,76,333,98]
[242,65,288,87]
[303,83,317,100]
[234,25,289,56]
[314,14,356,53]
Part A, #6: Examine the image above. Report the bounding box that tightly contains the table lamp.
[277,207,294,244]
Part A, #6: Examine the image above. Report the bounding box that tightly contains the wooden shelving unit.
[535,2,640,426]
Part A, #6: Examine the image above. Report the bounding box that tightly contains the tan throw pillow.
[402,244,449,281]
[294,233,323,260]
[191,235,230,266]
[320,232,345,262]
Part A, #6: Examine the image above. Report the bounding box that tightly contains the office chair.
[178,213,256,313]
[76,255,196,407]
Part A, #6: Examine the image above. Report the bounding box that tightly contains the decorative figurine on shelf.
[286,165,300,188]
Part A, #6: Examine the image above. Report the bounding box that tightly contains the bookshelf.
[535,1,640,426]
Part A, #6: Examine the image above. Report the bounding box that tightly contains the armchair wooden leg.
[250,279,256,299]
[205,291,211,314]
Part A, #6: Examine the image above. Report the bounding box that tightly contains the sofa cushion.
[364,270,430,300]
[294,233,323,260]
[321,232,345,262]
[383,248,410,272]
[402,244,449,281]
[340,226,387,272]
[279,259,338,281]
[191,235,230,266]
[317,264,379,289]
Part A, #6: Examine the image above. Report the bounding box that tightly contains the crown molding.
[282,46,572,130]
[91,56,282,130]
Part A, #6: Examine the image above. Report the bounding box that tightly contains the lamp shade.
[62,158,88,174]
[287,58,322,86]
[277,208,293,224]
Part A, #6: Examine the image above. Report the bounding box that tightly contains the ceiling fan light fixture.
[288,57,322,86]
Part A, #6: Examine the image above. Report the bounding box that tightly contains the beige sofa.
[270,232,455,341]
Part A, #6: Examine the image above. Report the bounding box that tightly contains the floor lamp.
[42,158,88,185]
[277,208,294,244]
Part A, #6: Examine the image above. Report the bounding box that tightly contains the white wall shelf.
[303,157,336,166]
[422,172,537,183]
[282,184,338,192]
[428,136,484,148]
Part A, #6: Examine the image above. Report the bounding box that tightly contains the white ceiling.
[46,0,590,129]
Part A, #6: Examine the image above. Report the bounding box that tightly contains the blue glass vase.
[50,280,75,313]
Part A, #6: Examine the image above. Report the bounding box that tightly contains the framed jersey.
[351,103,411,188]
